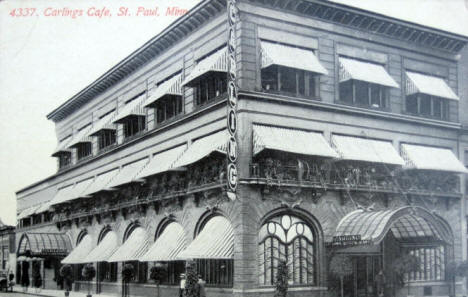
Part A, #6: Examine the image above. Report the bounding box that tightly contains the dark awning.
[18,233,72,257]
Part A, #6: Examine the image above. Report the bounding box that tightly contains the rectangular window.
[97,130,116,151]
[125,261,147,283]
[196,259,233,287]
[405,246,445,281]
[195,73,227,106]
[405,94,449,120]
[160,261,185,285]
[98,262,117,282]
[58,153,71,169]
[154,95,183,125]
[339,80,388,109]
[76,143,92,161]
[261,65,319,99]
[123,116,146,139]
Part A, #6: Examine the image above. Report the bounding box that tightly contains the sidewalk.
[12,286,116,297]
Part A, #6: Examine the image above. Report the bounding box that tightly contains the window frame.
[261,65,320,99]
[338,79,389,110]
[76,142,92,161]
[194,72,227,107]
[405,93,450,120]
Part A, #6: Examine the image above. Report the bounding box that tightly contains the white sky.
[0,0,467,226]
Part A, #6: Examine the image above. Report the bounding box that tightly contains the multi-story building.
[0,220,15,273]
[15,1,468,297]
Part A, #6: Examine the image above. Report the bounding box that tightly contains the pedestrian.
[179,273,186,297]
[197,275,206,297]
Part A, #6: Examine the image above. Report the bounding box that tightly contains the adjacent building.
[15,1,468,297]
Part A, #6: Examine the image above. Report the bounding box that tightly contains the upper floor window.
[260,41,327,99]
[181,47,228,107]
[155,95,183,124]
[338,57,398,110]
[76,142,92,161]
[97,130,116,151]
[58,152,71,169]
[122,116,146,139]
[405,71,458,121]
[146,73,184,125]
[113,92,147,140]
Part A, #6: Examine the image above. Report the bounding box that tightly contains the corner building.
[15,1,468,297]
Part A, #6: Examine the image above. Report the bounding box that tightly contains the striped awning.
[171,131,227,169]
[52,136,73,157]
[261,41,327,75]
[339,57,399,88]
[140,222,187,262]
[136,145,187,180]
[68,124,94,148]
[108,228,150,262]
[89,111,118,136]
[406,71,459,100]
[82,169,119,197]
[62,235,94,264]
[83,231,118,263]
[107,159,149,188]
[145,74,183,107]
[34,201,52,214]
[253,124,338,158]
[182,47,227,87]
[178,216,233,259]
[50,178,94,206]
[113,93,147,123]
[17,205,41,220]
[401,144,466,173]
[332,135,404,166]
[18,233,72,257]
[333,206,451,245]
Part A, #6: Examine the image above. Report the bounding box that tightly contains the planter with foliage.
[185,261,199,297]
[82,264,96,297]
[59,264,73,297]
[274,260,289,297]
[393,254,420,296]
[150,263,167,297]
[329,254,353,297]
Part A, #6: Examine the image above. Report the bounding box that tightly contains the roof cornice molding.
[246,0,468,53]
[47,0,226,122]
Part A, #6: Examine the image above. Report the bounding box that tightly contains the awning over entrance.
[107,158,149,188]
[171,130,227,169]
[61,235,94,264]
[331,135,405,165]
[136,145,187,180]
[332,206,452,246]
[339,57,399,88]
[18,233,72,257]
[108,228,150,262]
[145,74,183,107]
[182,47,227,87]
[50,178,94,206]
[140,222,187,262]
[82,169,119,197]
[253,124,338,158]
[113,93,147,123]
[88,111,118,137]
[83,231,118,263]
[261,41,328,75]
[178,216,233,259]
[406,71,459,100]
[68,124,94,148]
[401,144,466,173]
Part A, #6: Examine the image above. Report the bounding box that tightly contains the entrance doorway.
[342,255,382,297]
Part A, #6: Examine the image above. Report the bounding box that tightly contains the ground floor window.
[159,261,185,285]
[196,259,233,287]
[125,261,147,283]
[405,245,445,281]
[98,262,117,282]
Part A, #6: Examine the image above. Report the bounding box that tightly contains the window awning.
[406,71,459,100]
[145,74,183,107]
[339,57,399,88]
[178,216,233,259]
[140,222,187,262]
[113,93,147,124]
[68,124,94,148]
[401,144,466,173]
[18,232,72,257]
[106,158,149,188]
[136,145,187,180]
[82,169,119,197]
[17,205,40,220]
[253,124,338,158]
[331,135,404,165]
[83,231,118,263]
[50,178,94,206]
[261,41,327,75]
[332,206,451,246]
[108,228,150,262]
[88,111,118,137]
[52,136,73,157]
[171,130,227,169]
[182,47,227,87]
[34,201,52,214]
[61,235,94,264]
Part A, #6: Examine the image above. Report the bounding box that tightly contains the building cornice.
[46,0,226,122]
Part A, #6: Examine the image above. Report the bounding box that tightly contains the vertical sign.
[226,0,238,201]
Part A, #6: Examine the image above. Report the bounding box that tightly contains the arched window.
[258,214,316,285]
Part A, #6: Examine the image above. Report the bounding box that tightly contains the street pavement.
[0,287,115,297]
